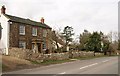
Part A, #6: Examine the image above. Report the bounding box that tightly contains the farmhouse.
[0,6,52,55]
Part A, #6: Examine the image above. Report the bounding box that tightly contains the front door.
[37,43,41,53]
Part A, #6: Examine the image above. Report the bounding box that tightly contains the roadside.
[2,54,118,72]
[2,55,40,72]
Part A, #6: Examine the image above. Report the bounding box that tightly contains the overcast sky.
[0,0,119,38]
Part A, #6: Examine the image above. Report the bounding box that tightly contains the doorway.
[37,43,41,53]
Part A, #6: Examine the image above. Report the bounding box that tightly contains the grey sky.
[0,0,119,38]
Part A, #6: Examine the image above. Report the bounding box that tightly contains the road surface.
[3,56,118,74]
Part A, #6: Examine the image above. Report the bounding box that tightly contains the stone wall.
[8,48,104,61]
[43,53,70,60]
[71,51,94,58]
[9,47,33,59]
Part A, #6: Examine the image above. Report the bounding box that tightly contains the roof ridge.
[5,14,27,20]
[4,14,51,29]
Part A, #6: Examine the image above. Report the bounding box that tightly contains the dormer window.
[32,27,37,36]
[19,25,25,35]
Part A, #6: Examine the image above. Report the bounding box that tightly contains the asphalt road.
[4,56,118,74]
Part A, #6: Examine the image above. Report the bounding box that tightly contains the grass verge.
[30,55,117,65]
[31,59,74,65]
[2,64,10,71]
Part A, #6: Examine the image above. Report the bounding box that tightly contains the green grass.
[31,59,73,65]
[74,55,110,60]
[2,64,10,71]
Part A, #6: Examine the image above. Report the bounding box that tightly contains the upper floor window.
[19,41,26,49]
[43,30,47,37]
[19,25,25,35]
[32,27,37,36]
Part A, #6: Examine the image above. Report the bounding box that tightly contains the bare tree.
[107,31,112,43]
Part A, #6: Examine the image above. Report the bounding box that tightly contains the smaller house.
[51,31,65,52]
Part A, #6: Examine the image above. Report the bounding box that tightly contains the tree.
[51,31,59,50]
[102,38,110,55]
[79,30,91,51]
[62,26,74,51]
[51,30,65,53]
[86,32,101,56]
[118,39,120,50]
[107,31,112,43]
[117,32,120,50]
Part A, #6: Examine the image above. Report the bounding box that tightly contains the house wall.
[46,29,52,52]
[9,22,52,52]
[9,22,42,48]
[0,14,10,55]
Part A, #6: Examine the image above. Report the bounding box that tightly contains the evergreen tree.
[62,26,74,51]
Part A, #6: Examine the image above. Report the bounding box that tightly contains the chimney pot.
[41,17,44,24]
[1,5,6,14]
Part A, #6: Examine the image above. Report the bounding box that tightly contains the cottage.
[0,6,52,55]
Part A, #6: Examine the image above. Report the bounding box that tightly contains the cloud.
[0,0,119,37]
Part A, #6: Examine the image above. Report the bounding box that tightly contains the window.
[32,27,37,36]
[19,25,25,35]
[42,41,46,49]
[32,44,34,49]
[43,30,47,37]
[19,41,26,49]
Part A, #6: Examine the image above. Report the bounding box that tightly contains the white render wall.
[0,14,10,55]
[52,41,63,49]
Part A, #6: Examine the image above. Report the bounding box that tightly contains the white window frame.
[32,27,37,36]
[43,30,47,37]
[32,44,34,49]
[19,25,25,35]
[19,41,26,49]
[42,41,46,49]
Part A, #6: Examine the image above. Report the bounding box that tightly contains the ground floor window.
[32,44,34,49]
[19,41,26,49]
[42,41,46,49]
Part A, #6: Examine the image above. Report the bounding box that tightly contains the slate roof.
[51,31,65,46]
[4,14,51,29]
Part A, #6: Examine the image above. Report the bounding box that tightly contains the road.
[3,56,118,75]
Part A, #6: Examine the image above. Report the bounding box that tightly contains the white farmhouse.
[0,6,10,55]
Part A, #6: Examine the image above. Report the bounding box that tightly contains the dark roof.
[51,31,65,45]
[4,14,51,29]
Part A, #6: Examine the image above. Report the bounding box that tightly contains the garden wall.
[9,47,33,59]
[8,48,104,61]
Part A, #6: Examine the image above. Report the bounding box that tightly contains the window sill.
[19,34,25,35]
[32,35,37,37]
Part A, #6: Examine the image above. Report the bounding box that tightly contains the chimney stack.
[1,5,6,14]
[41,17,44,24]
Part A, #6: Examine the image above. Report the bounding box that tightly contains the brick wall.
[9,22,52,51]
[9,22,19,47]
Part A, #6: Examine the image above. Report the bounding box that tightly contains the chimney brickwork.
[1,5,6,14]
[41,17,44,24]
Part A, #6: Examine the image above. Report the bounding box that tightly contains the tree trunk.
[94,51,96,56]
[104,51,107,55]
